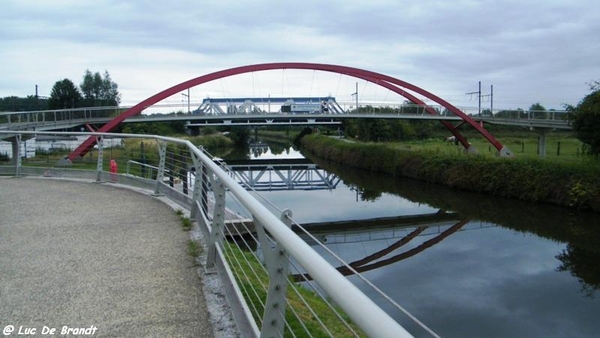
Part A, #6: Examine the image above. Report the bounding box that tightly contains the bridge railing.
[0,130,435,338]
[0,106,123,131]
[1,104,571,125]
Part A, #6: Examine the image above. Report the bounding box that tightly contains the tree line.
[0,70,121,112]
[0,95,48,111]
[48,70,121,109]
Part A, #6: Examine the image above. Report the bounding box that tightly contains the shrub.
[301,134,600,212]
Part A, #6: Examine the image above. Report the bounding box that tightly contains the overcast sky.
[1,0,598,111]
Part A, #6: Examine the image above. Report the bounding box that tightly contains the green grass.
[223,241,365,337]
[180,217,192,231]
[173,209,193,231]
[187,240,201,259]
[392,133,594,163]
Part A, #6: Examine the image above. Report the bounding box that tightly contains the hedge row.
[300,134,600,212]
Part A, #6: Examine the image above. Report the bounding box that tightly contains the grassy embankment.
[300,133,600,212]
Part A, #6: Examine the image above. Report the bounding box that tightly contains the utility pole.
[467,82,493,116]
[480,85,494,116]
[351,82,358,114]
[466,81,482,116]
[478,81,482,116]
[490,85,493,115]
[181,89,190,113]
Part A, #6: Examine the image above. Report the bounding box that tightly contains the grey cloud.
[1,0,598,109]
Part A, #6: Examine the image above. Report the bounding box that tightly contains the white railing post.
[256,209,293,338]
[206,177,226,270]
[154,140,167,195]
[189,151,204,221]
[14,134,22,176]
[95,136,104,182]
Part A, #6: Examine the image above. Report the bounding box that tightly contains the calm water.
[226,141,600,338]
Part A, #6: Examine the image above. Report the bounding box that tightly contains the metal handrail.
[0,130,416,338]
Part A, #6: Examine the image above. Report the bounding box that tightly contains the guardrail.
[0,130,439,338]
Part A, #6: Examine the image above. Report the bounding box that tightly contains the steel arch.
[69,62,507,160]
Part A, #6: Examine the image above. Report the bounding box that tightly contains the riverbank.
[300,133,600,212]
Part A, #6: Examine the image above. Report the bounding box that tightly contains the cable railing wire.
[221,222,272,325]
[287,213,440,338]
[221,187,355,337]
[209,156,411,337]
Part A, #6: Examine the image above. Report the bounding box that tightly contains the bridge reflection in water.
[221,158,341,191]
[290,212,487,281]
[215,155,484,282]
[227,204,487,282]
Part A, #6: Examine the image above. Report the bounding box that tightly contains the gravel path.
[0,177,214,337]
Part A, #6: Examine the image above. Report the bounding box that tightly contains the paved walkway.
[0,177,214,337]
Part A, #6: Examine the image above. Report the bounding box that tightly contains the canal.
[225,139,600,338]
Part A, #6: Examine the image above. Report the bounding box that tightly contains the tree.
[572,82,600,155]
[80,69,121,106]
[529,102,547,119]
[48,79,82,109]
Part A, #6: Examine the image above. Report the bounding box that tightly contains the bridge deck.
[0,178,215,337]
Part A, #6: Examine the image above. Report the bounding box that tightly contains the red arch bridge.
[68,62,514,160]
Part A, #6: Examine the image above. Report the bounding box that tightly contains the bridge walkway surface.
[0,177,223,337]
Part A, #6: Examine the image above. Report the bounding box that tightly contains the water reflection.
[556,245,600,298]
[228,139,600,337]
[304,151,600,299]
[224,158,341,191]
[293,217,471,282]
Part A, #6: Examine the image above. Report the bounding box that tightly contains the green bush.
[301,134,600,212]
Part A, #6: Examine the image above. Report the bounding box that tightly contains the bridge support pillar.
[465,145,479,155]
[535,128,552,158]
[498,146,514,157]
